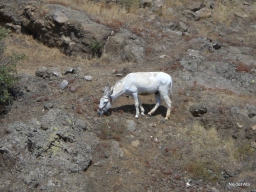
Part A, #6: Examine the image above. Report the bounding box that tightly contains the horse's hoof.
[135,115,139,119]
[141,113,145,116]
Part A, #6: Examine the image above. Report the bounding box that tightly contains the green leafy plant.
[0,26,26,105]
[0,27,9,41]
[89,40,103,58]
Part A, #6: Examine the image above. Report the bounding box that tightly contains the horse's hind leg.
[148,92,161,116]
[162,95,172,120]
[138,97,145,115]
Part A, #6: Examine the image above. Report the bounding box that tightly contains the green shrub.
[0,27,9,41]
[89,40,103,58]
[0,52,26,104]
[0,26,26,105]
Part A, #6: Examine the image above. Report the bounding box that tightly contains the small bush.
[186,160,220,182]
[0,52,26,104]
[0,27,9,41]
[89,40,103,58]
[0,26,26,105]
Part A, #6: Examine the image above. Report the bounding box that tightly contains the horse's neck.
[111,81,125,102]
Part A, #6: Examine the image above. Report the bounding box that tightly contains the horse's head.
[97,85,113,116]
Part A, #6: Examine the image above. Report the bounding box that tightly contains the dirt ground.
[1,30,256,192]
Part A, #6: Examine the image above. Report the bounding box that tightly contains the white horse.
[98,72,173,119]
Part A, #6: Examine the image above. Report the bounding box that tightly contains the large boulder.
[103,28,144,63]
[0,109,99,191]
[27,3,110,57]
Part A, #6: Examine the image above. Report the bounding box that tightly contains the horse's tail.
[169,78,173,100]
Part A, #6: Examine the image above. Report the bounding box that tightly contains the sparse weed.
[119,0,140,13]
[234,142,254,161]
[47,0,69,7]
[0,27,10,41]
[168,122,249,182]
[186,159,220,182]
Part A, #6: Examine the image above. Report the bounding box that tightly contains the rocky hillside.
[0,0,256,191]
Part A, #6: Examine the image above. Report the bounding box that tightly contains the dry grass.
[3,33,93,75]
[44,0,140,26]
[41,0,256,49]
[171,122,243,181]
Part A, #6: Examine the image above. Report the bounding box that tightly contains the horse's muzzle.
[97,109,103,116]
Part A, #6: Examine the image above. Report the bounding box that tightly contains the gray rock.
[40,122,49,130]
[75,118,88,131]
[44,102,53,110]
[187,2,204,12]
[47,67,61,77]
[111,140,124,158]
[103,28,144,63]
[194,7,212,21]
[235,12,249,18]
[53,10,68,24]
[60,80,69,89]
[70,84,80,92]
[181,57,198,72]
[35,67,62,78]
[35,66,47,77]
[152,0,163,15]
[0,109,99,191]
[211,187,219,192]
[84,75,93,81]
[178,22,188,32]
[189,104,207,117]
[131,139,140,147]
[61,35,72,45]
[64,67,75,75]
[126,120,136,131]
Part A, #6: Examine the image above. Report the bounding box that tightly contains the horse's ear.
[107,88,113,97]
[104,86,110,95]
[104,82,111,95]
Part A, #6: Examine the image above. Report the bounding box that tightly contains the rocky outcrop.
[23,2,110,57]
[0,0,145,62]
[0,109,99,191]
[103,29,144,63]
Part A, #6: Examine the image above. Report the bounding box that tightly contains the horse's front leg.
[132,93,140,118]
